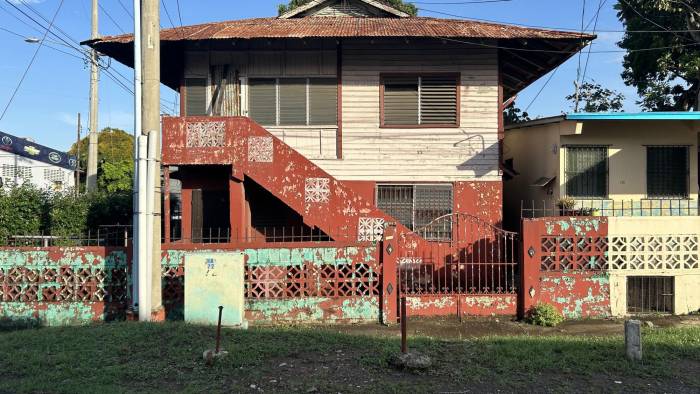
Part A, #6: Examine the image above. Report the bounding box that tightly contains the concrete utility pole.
[86,0,100,192]
[142,0,162,319]
[76,112,81,195]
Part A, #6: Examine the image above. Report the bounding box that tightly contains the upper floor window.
[647,146,689,198]
[565,146,608,198]
[248,78,337,126]
[380,74,459,127]
[184,78,207,116]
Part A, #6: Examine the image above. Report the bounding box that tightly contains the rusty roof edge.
[85,17,596,45]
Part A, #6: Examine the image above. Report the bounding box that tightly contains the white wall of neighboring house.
[0,153,75,191]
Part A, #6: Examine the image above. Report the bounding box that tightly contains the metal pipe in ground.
[400,296,407,354]
[215,306,224,353]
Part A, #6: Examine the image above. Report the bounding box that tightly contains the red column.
[381,224,399,325]
[229,174,246,243]
[163,168,171,243]
[181,188,192,243]
[520,218,541,318]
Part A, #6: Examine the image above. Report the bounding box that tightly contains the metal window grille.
[565,146,608,198]
[627,276,674,314]
[647,146,689,198]
[382,74,458,126]
[376,184,453,240]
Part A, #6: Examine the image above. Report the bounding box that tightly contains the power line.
[161,0,177,29]
[175,0,184,28]
[0,0,65,121]
[410,0,511,4]
[524,65,560,113]
[581,0,606,84]
[98,2,126,34]
[417,7,700,34]
[117,0,133,19]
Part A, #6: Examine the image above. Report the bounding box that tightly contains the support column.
[164,168,171,243]
[229,173,246,243]
[86,0,99,192]
[520,218,541,319]
[381,224,398,325]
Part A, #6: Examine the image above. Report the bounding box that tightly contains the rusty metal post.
[400,296,407,354]
[215,305,223,353]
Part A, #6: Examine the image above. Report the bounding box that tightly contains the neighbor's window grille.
[647,146,689,198]
[248,77,337,126]
[381,74,459,127]
[627,276,674,314]
[565,146,608,198]
[376,184,453,240]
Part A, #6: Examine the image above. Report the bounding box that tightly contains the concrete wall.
[0,154,75,191]
[607,216,700,316]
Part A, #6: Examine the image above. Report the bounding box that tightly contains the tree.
[69,127,134,193]
[278,0,417,16]
[566,81,625,112]
[616,0,700,111]
[503,105,531,125]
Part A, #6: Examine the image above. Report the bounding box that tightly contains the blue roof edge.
[565,112,700,121]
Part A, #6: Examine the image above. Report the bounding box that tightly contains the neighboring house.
[87,0,591,243]
[0,130,77,191]
[507,113,700,317]
[504,112,700,227]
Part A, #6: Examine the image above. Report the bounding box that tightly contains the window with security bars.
[647,146,689,198]
[248,78,337,126]
[376,184,453,240]
[381,74,459,127]
[565,146,608,198]
[627,276,674,314]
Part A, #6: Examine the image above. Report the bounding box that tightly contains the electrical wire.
[0,0,65,121]
[581,0,605,84]
[117,0,133,19]
[524,65,560,113]
[410,0,511,4]
[98,2,126,34]
[175,0,184,28]
[161,0,177,29]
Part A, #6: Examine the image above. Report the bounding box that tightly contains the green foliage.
[0,184,47,240]
[503,105,530,125]
[566,81,625,112]
[69,127,134,193]
[615,0,700,110]
[278,0,417,16]
[98,161,133,193]
[525,303,565,327]
[0,184,132,242]
[47,191,90,238]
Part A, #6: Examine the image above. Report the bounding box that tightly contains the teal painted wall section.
[245,296,380,322]
[0,248,129,326]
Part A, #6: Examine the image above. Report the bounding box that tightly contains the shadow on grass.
[0,317,42,332]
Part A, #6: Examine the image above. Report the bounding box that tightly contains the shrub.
[525,303,564,327]
[0,184,48,241]
[48,190,90,237]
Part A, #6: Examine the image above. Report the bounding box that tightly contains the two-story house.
[87,0,591,245]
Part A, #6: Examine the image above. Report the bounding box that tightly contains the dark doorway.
[191,188,230,243]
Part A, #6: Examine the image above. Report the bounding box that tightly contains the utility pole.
[86,0,99,192]
[573,80,580,113]
[142,0,162,320]
[76,112,81,195]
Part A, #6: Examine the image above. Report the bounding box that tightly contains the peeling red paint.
[406,294,516,317]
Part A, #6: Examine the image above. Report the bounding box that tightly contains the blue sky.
[0,0,634,151]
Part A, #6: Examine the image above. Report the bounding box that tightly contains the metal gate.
[396,213,519,311]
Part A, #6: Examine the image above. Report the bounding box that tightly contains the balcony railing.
[521,198,699,218]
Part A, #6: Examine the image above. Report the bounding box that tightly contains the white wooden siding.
[182,42,500,181]
[320,41,500,181]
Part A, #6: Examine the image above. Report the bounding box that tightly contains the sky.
[0,0,636,151]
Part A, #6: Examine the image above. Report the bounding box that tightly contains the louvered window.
[376,184,453,240]
[248,78,337,126]
[647,146,689,198]
[381,74,459,127]
[565,146,608,198]
[184,78,207,116]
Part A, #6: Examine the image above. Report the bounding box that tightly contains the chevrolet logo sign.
[23,146,40,156]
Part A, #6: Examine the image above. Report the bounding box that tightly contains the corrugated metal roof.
[90,17,592,44]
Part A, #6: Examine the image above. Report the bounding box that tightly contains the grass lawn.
[0,319,699,393]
